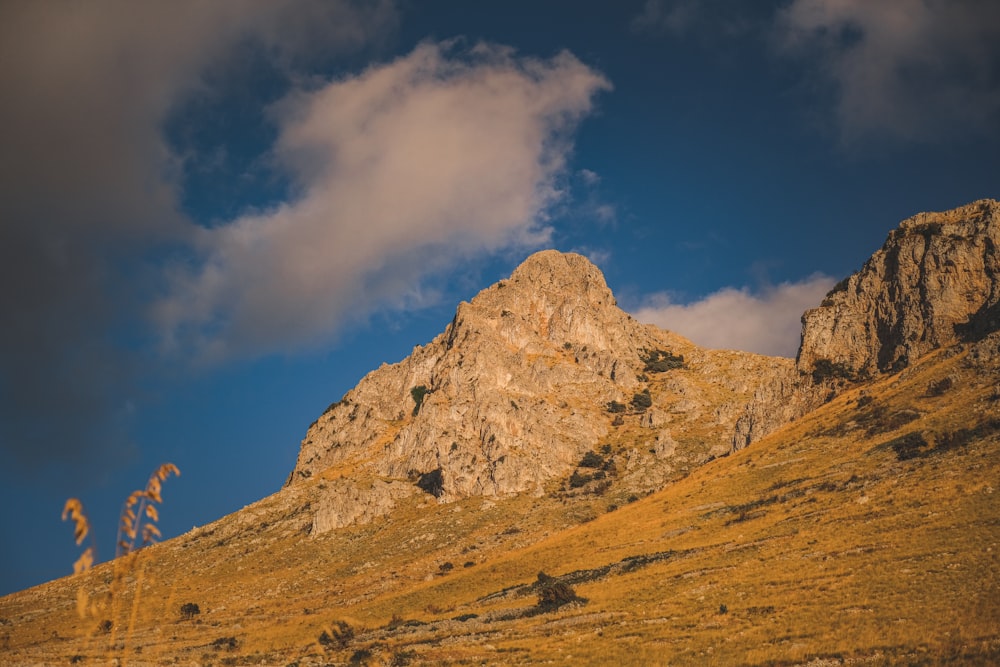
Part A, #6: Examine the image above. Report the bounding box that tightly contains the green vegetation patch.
[410,385,428,416]
[641,349,685,373]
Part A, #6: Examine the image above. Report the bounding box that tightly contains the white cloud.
[156,42,611,361]
[776,0,1000,142]
[633,274,836,357]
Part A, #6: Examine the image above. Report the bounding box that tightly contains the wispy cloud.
[633,275,835,357]
[776,0,1000,143]
[155,42,610,361]
[0,0,397,470]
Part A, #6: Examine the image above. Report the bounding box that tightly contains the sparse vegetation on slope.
[3,347,997,665]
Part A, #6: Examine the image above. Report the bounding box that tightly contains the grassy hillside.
[2,346,998,666]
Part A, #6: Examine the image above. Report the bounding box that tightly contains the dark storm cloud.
[777,0,1000,143]
[0,1,396,471]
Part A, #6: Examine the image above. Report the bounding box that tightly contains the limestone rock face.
[798,199,1000,377]
[291,250,789,533]
[310,478,417,534]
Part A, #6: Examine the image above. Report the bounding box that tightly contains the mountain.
[2,200,998,665]
[798,198,1000,376]
[289,249,816,534]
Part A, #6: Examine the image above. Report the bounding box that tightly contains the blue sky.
[1,0,998,596]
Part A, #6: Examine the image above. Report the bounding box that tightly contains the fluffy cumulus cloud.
[155,43,610,361]
[634,275,836,357]
[776,0,1000,142]
[0,0,396,469]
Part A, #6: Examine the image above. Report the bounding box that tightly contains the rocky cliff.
[290,250,794,533]
[289,199,1000,532]
[797,199,1000,377]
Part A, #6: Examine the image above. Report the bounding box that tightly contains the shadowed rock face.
[797,199,1000,377]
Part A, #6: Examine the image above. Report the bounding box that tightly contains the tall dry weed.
[62,498,95,575]
[116,462,180,557]
[62,463,180,664]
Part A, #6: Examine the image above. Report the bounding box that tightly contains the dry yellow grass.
[2,350,998,665]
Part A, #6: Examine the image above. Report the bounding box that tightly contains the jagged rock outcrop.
[730,364,817,451]
[797,199,1000,377]
[291,250,792,533]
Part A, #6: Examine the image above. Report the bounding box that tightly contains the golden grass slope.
[2,346,998,666]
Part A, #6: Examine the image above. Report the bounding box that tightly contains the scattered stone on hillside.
[798,199,1000,378]
[311,478,417,534]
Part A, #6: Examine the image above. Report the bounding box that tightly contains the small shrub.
[606,400,626,414]
[718,604,728,615]
[936,418,1000,453]
[811,359,856,383]
[179,602,201,620]
[410,385,428,416]
[631,390,652,412]
[416,468,444,497]
[453,613,478,622]
[825,276,850,299]
[319,621,354,650]
[913,221,943,239]
[390,650,418,666]
[211,636,238,650]
[535,572,585,611]
[866,409,921,436]
[821,278,850,305]
[641,349,685,373]
[439,561,454,573]
[569,471,592,489]
[578,451,605,468]
[887,432,930,461]
[98,619,113,634]
[926,377,953,397]
[350,649,373,665]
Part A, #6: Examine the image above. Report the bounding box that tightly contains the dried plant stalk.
[115,463,180,557]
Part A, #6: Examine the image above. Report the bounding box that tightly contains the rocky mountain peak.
[507,250,612,301]
[288,250,794,534]
[797,199,999,378]
[446,250,627,357]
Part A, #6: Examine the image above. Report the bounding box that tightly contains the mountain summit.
[290,250,800,532]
